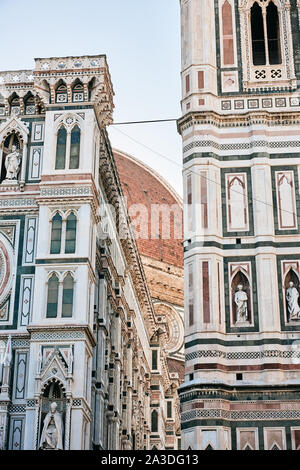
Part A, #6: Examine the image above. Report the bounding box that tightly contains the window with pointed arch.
[250,0,282,66]
[50,211,77,255]
[55,125,81,170]
[46,273,59,318]
[46,271,75,318]
[10,95,21,115]
[151,410,158,433]
[56,83,68,103]
[72,81,84,103]
[70,125,81,170]
[24,94,35,115]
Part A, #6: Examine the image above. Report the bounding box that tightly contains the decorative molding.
[40,186,92,198]
[0,198,37,209]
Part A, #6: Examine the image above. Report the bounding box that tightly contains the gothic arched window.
[267,1,281,65]
[65,212,77,254]
[72,81,84,102]
[69,125,81,170]
[55,126,67,170]
[46,271,75,319]
[50,212,77,255]
[250,1,281,66]
[55,124,81,170]
[9,95,20,115]
[56,83,68,103]
[46,273,59,318]
[251,2,266,65]
[50,213,63,254]
[151,410,158,433]
[24,94,35,115]
[62,273,74,317]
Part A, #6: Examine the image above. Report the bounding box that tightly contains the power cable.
[110,125,298,218]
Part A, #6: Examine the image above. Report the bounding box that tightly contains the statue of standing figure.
[39,402,64,450]
[235,284,248,323]
[286,281,300,321]
[4,145,21,180]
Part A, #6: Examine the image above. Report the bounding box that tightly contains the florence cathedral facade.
[179,0,300,451]
[0,56,184,450]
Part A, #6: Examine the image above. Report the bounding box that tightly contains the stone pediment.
[0,115,29,143]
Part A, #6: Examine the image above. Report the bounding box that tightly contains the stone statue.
[39,402,64,450]
[235,284,248,323]
[286,281,300,321]
[4,145,21,180]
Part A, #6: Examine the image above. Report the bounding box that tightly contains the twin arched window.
[50,212,77,254]
[46,272,74,318]
[55,125,81,170]
[251,1,281,66]
[55,81,84,104]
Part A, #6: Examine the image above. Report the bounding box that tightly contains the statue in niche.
[286,281,300,321]
[235,284,248,323]
[4,145,21,181]
[39,402,64,450]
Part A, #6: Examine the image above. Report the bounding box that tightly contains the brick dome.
[114,150,183,268]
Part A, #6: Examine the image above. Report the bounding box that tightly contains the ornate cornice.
[178,109,300,133]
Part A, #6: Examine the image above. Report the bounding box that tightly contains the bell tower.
[179,0,300,450]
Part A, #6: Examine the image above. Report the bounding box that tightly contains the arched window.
[46,273,59,318]
[50,213,63,254]
[267,1,281,65]
[10,95,20,115]
[55,127,67,170]
[62,273,74,317]
[251,1,281,66]
[46,271,75,319]
[54,124,81,170]
[56,83,68,103]
[88,78,96,101]
[251,2,266,65]
[65,212,77,254]
[151,410,158,433]
[69,126,81,169]
[50,211,77,255]
[72,81,84,102]
[24,94,35,115]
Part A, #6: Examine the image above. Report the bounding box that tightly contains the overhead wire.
[110,124,298,218]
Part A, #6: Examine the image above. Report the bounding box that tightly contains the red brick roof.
[167,358,185,382]
[114,150,183,268]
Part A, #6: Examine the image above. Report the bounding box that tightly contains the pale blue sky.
[0,0,183,195]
